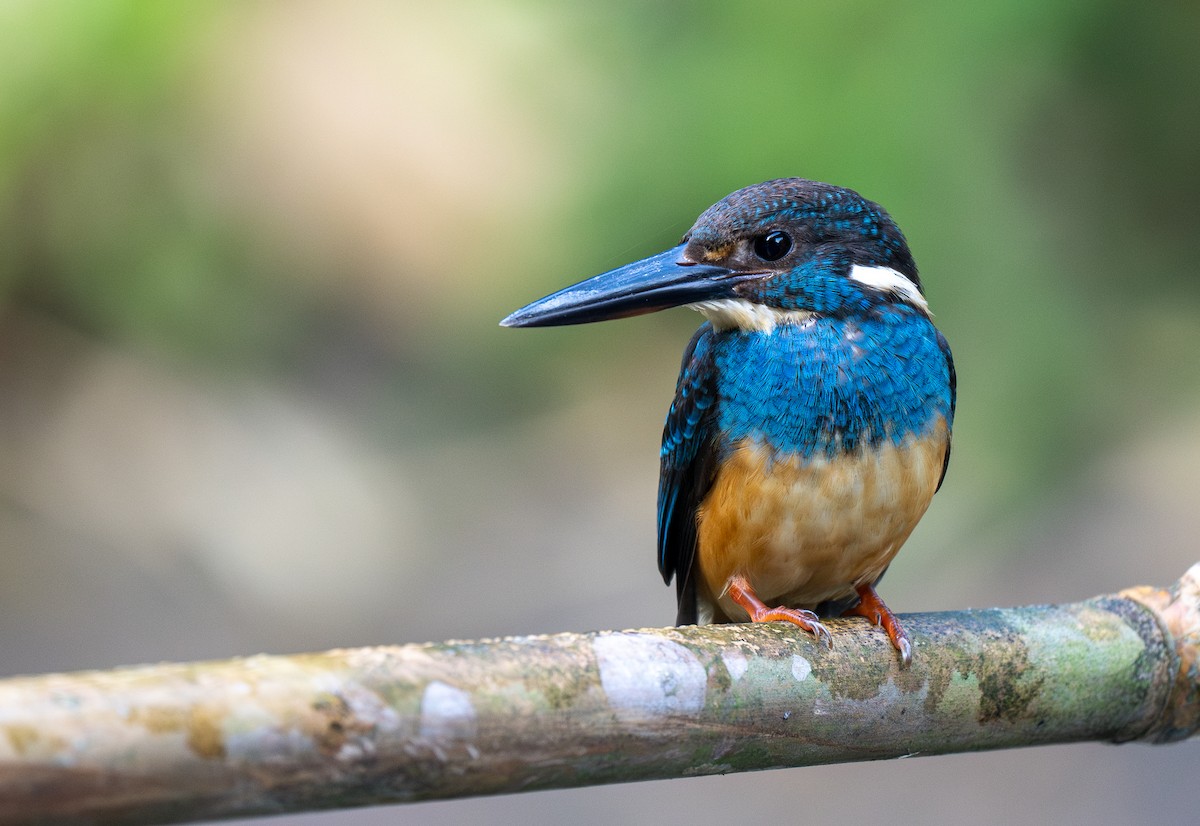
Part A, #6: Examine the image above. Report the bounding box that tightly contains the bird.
[501,178,955,666]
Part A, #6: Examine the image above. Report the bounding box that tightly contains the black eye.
[753,230,792,262]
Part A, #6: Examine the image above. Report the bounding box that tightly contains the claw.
[842,583,913,667]
[726,575,832,648]
[817,623,834,649]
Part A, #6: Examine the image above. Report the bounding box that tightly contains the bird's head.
[501,178,926,331]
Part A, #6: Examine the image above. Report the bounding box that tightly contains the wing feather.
[657,324,721,625]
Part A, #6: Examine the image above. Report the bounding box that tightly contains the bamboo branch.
[0,564,1197,826]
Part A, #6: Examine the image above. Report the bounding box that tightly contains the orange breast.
[696,416,950,621]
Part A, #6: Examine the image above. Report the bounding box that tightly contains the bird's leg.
[843,583,912,667]
[726,574,833,647]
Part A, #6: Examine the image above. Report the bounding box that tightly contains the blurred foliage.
[0,2,315,364]
[2,2,1197,490]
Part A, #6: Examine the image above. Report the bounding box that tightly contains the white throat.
[688,299,815,332]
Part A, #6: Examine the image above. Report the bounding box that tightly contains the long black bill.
[500,244,752,328]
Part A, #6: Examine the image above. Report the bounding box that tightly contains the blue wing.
[657,323,720,625]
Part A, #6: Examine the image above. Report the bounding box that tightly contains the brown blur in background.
[1,2,1198,824]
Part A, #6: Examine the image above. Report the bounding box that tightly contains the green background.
[1,2,1196,823]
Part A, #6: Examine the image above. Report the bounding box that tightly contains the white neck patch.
[848,265,930,314]
[688,299,816,332]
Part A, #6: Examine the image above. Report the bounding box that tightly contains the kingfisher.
[501,179,955,666]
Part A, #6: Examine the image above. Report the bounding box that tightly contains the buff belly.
[695,416,950,623]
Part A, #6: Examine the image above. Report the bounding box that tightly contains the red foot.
[726,575,833,647]
[842,584,913,667]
